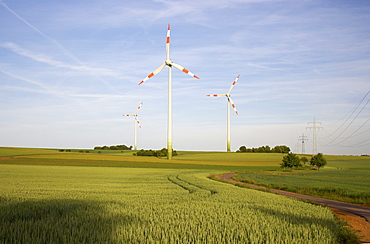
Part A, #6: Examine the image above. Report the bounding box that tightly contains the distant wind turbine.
[123,102,142,151]
[138,24,200,159]
[207,75,240,152]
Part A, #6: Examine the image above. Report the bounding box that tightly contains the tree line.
[94,145,132,150]
[237,145,290,153]
[134,148,178,157]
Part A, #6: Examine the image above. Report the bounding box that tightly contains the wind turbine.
[123,102,143,151]
[207,75,240,152]
[138,24,200,159]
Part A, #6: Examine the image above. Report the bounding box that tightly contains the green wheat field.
[1,147,369,243]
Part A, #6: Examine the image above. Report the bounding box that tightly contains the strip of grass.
[0,147,57,157]
[0,147,283,168]
[235,169,370,205]
[1,156,280,172]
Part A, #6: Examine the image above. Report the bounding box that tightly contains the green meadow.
[235,154,370,205]
[0,147,366,243]
[0,148,281,171]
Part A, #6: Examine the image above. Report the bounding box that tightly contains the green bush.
[135,148,178,157]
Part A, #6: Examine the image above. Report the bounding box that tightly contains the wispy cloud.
[0,42,114,75]
[0,68,137,101]
[0,69,54,93]
[0,1,120,93]
[246,62,283,71]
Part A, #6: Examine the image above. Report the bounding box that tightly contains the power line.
[335,137,370,148]
[322,95,370,146]
[323,90,370,137]
[329,117,370,146]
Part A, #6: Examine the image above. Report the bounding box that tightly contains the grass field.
[235,154,370,205]
[0,147,364,243]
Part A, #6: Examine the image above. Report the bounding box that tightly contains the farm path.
[218,173,370,243]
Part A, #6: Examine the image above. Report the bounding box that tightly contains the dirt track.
[218,173,370,243]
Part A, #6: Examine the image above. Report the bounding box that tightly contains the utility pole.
[298,134,308,154]
[306,118,323,155]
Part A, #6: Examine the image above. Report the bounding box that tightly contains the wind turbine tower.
[138,24,199,159]
[207,75,240,152]
[123,102,142,151]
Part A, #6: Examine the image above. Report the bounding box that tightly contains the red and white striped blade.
[171,62,200,79]
[137,102,143,111]
[123,114,135,116]
[166,24,170,60]
[138,63,166,85]
[228,97,238,115]
[135,117,141,128]
[206,94,226,97]
[227,75,240,95]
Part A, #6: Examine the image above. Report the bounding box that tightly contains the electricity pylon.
[298,133,308,154]
[306,118,323,155]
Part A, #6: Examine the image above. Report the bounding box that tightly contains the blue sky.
[1,0,369,155]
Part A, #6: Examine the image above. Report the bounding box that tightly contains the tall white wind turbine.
[138,24,200,159]
[207,75,240,152]
[123,102,143,151]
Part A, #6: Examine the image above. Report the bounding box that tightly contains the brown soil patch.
[330,207,370,243]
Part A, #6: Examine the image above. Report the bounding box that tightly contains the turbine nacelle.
[165,59,172,66]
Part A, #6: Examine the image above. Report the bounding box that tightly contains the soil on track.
[218,173,370,243]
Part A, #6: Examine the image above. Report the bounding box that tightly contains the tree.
[237,146,247,153]
[94,145,132,150]
[310,153,327,170]
[300,156,309,165]
[272,145,291,153]
[280,152,301,170]
[236,145,289,153]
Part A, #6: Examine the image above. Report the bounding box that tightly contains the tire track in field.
[167,175,217,195]
[218,173,370,223]
[0,155,28,159]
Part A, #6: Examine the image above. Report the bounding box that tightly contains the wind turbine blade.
[123,114,135,116]
[138,63,166,85]
[135,117,141,128]
[228,97,238,115]
[137,102,143,111]
[227,75,240,95]
[166,24,170,60]
[171,62,200,79]
[207,94,226,97]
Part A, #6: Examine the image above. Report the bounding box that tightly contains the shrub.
[310,153,327,170]
[135,148,178,157]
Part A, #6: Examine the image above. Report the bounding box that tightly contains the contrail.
[0,42,115,76]
[0,1,120,93]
